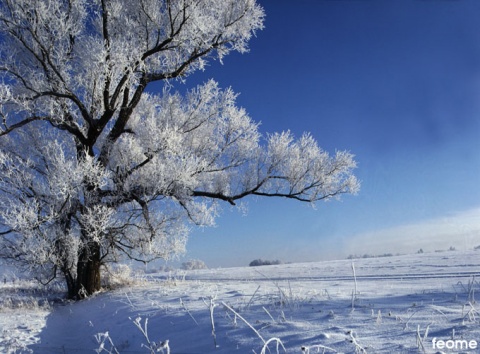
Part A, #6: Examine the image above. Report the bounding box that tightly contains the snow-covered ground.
[2,250,480,353]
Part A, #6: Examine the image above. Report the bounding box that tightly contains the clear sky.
[176,0,480,267]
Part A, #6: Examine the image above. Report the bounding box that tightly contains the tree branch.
[0,115,47,137]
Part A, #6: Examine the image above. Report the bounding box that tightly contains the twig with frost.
[94,332,120,354]
[431,306,449,320]
[130,316,170,354]
[416,324,430,353]
[301,344,338,353]
[263,306,275,322]
[351,262,358,294]
[260,337,286,354]
[153,340,170,354]
[351,290,356,312]
[288,281,294,308]
[122,291,135,309]
[348,331,366,353]
[246,285,261,310]
[351,262,358,311]
[254,269,292,310]
[462,301,479,323]
[403,310,419,330]
[222,301,265,344]
[180,297,199,325]
[223,306,285,354]
[209,296,218,348]
[457,275,478,303]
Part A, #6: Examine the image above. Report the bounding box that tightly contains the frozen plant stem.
[254,269,291,310]
[94,332,120,354]
[131,317,170,354]
[403,310,419,330]
[462,302,479,323]
[180,297,199,325]
[132,317,151,344]
[260,337,286,354]
[124,292,135,309]
[209,297,217,348]
[351,262,358,312]
[246,285,261,309]
[351,290,355,312]
[351,262,358,296]
[416,324,430,353]
[263,306,275,322]
[349,331,366,353]
[301,344,338,353]
[222,301,266,344]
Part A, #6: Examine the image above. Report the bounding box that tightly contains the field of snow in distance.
[2,250,480,353]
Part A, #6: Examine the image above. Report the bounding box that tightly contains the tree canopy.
[0,0,359,298]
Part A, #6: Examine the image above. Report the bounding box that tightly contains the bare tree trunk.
[63,270,76,300]
[75,241,101,299]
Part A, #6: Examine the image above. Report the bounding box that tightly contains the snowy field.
[2,250,480,353]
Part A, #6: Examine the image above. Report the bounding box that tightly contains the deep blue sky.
[179,0,480,267]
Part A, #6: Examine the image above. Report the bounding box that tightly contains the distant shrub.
[181,259,208,270]
[143,264,176,274]
[102,264,137,289]
[249,259,283,267]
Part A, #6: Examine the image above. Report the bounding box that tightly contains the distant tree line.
[347,253,397,260]
[249,259,283,267]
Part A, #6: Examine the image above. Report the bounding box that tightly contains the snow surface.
[2,250,480,353]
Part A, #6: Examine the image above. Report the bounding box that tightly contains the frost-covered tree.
[181,259,207,270]
[0,0,359,299]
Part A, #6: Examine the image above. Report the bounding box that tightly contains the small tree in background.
[181,259,208,270]
[0,0,359,299]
